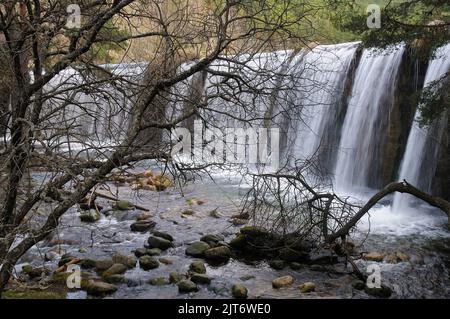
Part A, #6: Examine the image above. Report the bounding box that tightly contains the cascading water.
[285,42,360,175]
[334,46,405,193]
[392,43,450,212]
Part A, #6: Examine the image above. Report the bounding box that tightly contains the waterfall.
[392,43,450,212]
[334,46,405,193]
[285,42,360,176]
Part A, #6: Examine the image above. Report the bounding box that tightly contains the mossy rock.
[186,241,210,257]
[139,256,160,270]
[229,234,248,249]
[240,226,269,237]
[269,260,286,270]
[114,200,135,211]
[232,284,248,299]
[169,272,186,284]
[102,263,127,278]
[149,277,170,286]
[191,274,212,285]
[2,290,66,299]
[178,280,198,293]
[152,231,174,242]
[364,285,392,298]
[189,261,207,274]
[147,236,173,250]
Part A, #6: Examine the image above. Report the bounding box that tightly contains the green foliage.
[417,73,450,126]
[90,20,130,64]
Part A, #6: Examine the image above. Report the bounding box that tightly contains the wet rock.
[82,280,117,296]
[44,251,59,262]
[364,285,392,298]
[104,274,125,284]
[191,274,212,285]
[272,276,294,289]
[112,252,137,269]
[149,277,170,286]
[139,256,160,270]
[232,284,248,299]
[153,231,174,242]
[178,280,198,293]
[147,236,173,250]
[136,212,153,221]
[201,234,224,244]
[169,272,186,284]
[363,252,385,262]
[134,248,149,258]
[186,241,210,257]
[299,282,316,293]
[113,200,135,211]
[269,260,286,270]
[229,234,247,249]
[95,259,114,272]
[159,257,175,265]
[190,261,206,274]
[80,209,100,223]
[204,246,231,264]
[102,264,127,278]
[22,265,50,279]
[80,259,96,269]
[279,248,307,262]
[231,219,248,226]
[130,220,156,232]
[147,248,162,256]
[396,251,410,262]
[351,280,365,290]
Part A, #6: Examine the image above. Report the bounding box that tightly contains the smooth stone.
[191,274,212,285]
[299,282,316,293]
[139,256,160,270]
[95,259,114,271]
[178,280,198,293]
[149,277,170,286]
[204,246,231,264]
[169,272,186,284]
[201,234,224,244]
[112,252,137,269]
[130,220,156,232]
[80,210,100,223]
[83,281,117,296]
[363,252,385,262]
[104,274,125,284]
[269,260,286,270]
[272,276,294,289]
[102,263,127,277]
[159,257,175,265]
[147,248,162,256]
[232,284,248,299]
[153,231,174,242]
[185,241,210,257]
[147,236,173,250]
[134,248,149,258]
[190,261,206,274]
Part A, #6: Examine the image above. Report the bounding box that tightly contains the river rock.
[147,236,173,250]
[201,234,224,244]
[102,263,127,278]
[104,274,125,284]
[153,231,174,242]
[134,248,149,258]
[147,248,162,256]
[112,252,137,268]
[204,246,231,264]
[95,259,114,271]
[191,274,212,285]
[178,280,198,293]
[364,252,385,262]
[279,247,307,262]
[130,220,156,232]
[139,256,160,270]
[169,272,186,284]
[113,200,135,211]
[272,276,294,288]
[186,241,210,257]
[159,257,175,265]
[351,280,366,290]
[229,234,247,249]
[269,260,286,270]
[190,261,206,274]
[83,280,117,296]
[299,282,316,293]
[232,284,248,299]
[137,212,153,221]
[149,277,170,286]
[80,210,100,223]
